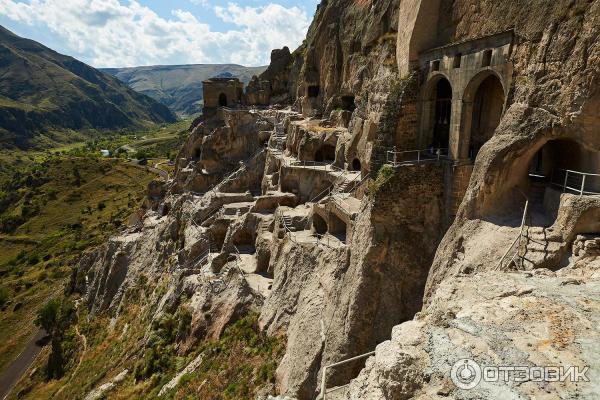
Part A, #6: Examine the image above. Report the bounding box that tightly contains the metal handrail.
[210,145,267,195]
[550,168,600,197]
[386,147,449,167]
[284,158,341,170]
[231,245,247,277]
[497,198,529,270]
[320,351,376,400]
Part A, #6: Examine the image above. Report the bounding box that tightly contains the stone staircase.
[280,214,296,232]
[520,226,564,269]
[272,123,287,150]
[332,179,352,195]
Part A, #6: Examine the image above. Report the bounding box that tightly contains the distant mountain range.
[102,64,267,117]
[0,26,176,149]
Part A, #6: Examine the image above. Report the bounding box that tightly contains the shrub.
[35,298,61,333]
[0,214,24,233]
[0,287,9,309]
[368,164,395,196]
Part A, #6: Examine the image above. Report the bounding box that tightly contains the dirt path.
[0,330,49,400]
[53,324,87,397]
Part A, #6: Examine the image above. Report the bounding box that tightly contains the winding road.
[0,330,49,400]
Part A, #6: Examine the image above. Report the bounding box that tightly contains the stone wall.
[369,71,421,172]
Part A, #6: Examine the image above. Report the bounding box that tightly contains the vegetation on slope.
[0,154,157,375]
[11,298,285,400]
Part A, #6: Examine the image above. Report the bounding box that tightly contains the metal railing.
[550,169,600,197]
[386,147,449,167]
[320,351,376,400]
[497,197,529,270]
[283,158,343,171]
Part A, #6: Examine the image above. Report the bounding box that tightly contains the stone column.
[458,100,474,160]
[448,98,463,160]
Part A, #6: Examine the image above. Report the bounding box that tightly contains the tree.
[35,298,61,334]
[34,298,76,380]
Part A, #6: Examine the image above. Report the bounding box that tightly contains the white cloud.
[0,0,310,67]
[189,0,210,7]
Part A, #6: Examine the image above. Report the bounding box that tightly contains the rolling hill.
[102,64,267,117]
[0,26,177,149]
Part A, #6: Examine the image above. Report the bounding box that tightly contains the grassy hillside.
[0,152,161,376]
[103,64,266,117]
[0,25,177,149]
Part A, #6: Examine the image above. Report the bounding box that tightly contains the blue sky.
[0,0,319,67]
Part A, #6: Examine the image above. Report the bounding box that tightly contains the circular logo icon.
[451,358,482,390]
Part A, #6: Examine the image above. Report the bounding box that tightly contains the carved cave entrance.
[314,144,336,163]
[352,158,361,171]
[307,85,320,98]
[329,213,347,243]
[193,148,201,160]
[529,138,600,193]
[233,229,255,254]
[486,138,598,226]
[218,93,228,107]
[313,213,327,235]
[341,95,356,112]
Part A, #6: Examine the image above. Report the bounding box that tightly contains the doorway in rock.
[218,93,228,107]
[431,78,452,149]
[341,95,356,112]
[351,158,361,171]
[307,85,320,98]
[468,75,505,160]
[314,144,336,163]
[312,213,327,235]
[524,138,599,225]
[233,229,256,254]
[328,213,347,243]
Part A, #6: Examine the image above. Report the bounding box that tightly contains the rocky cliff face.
[66,1,600,399]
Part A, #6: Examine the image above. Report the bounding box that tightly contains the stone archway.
[218,93,228,107]
[420,74,454,151]
[461,72,506,160]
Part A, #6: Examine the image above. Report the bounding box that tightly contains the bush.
[97,201,106,211]
[0,287,9,308]
[368,164,395,196]
[35,298,61,333]
[28,253,41,265]
[0,214,24,233]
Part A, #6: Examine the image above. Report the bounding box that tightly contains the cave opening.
[233,229,256,254]
[218,92,228,107]
[341,95,356,112]
[328,213,347,243]
[312,213,327,235]
[193,148,201,160]
[314,144,336,163]
[351,158,361,171]
[485,138,599,227]
[307,85,320,98]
